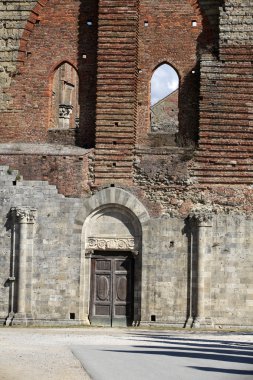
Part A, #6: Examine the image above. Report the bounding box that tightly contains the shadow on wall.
[176,4,216,148]
[4,210,19,319]
[176,62,200,147]
[182,216,199,325]
[77,0,98,148]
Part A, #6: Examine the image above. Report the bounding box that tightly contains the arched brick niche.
[47,61,80,145]
[0,0,97,147]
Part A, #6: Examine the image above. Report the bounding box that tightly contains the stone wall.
[0,165,81,323]
[208,214,253,326]
[141,217,189,325]
[1,174,253,327]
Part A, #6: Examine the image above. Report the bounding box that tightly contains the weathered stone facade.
[0,0,253,328]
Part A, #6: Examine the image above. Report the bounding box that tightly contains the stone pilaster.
[12,207,37,325]
[192,211,213,328]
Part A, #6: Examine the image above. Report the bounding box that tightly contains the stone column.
[12,207,37,325]
[192,212,213,328]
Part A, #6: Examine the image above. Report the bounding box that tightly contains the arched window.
[50,62,79,129]
[150,63,179,133]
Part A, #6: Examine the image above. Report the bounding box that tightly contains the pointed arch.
[150,63,179,133]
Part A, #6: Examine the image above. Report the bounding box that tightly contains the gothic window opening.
[50,62,79,130]
[150,63,179,133]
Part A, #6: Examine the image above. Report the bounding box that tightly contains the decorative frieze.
[87,237,135,250]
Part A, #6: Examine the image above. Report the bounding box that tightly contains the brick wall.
[192,0,253,184]
[0,144,92,197]
[94,0,139,186]
[0,0,253,197]
[0,0,37,111]
[136,0,204,148]
[0,0,98,148]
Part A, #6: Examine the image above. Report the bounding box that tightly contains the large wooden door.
[89,252,134,326]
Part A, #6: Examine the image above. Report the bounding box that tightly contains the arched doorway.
[84,205,142,327]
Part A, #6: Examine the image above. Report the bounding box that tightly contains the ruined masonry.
[0,0,253,328]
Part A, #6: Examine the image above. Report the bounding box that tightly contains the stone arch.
[84,204,142,253]
[75,188,150,325]
[74,187,149,232]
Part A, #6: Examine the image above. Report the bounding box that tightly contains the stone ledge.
[0,143,92,156]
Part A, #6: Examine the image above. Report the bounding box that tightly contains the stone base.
[29,319,90,327]
[140,320,186,328]
[4,312,15,326]
[12,313,34,326]
[2,312,91,327]
[192,317,214,329]
[184,316,194,328]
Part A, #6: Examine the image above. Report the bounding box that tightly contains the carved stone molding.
[12,207,37,224]
[87,237,135,250]
[85,249,94,257]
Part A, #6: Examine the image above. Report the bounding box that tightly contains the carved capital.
[87,237,135,251]
[12,207,37,224]
[191,211,213,226]
[59,104,73,119]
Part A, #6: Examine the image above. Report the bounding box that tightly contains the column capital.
[12,207,37,224]
[190,211,213,226]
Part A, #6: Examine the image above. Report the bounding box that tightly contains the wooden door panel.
[113,257,133,322]
[90,258,112,325]
[115,276,127,301]
[95,274,110,302]
[96,259,111,271]
[90,253,134,326]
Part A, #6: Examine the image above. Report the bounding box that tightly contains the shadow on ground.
[104,332,253,377]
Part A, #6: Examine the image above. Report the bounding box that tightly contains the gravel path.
[0,328,252,380]
[0,328,92,380]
